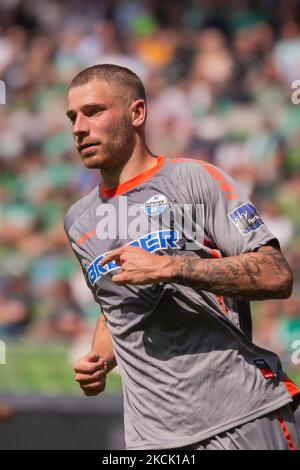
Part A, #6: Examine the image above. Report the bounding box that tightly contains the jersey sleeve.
[63,214,102,307]
[182,161,278,257]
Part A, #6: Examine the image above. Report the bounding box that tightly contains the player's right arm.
[64,207,117,396]
[74,314,117,396]
[91,313,117,373]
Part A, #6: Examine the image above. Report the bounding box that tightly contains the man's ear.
[130,99,147,128]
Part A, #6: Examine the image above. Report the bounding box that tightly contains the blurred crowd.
[0,0,300,372]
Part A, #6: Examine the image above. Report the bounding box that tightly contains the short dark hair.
[69,64,146,103]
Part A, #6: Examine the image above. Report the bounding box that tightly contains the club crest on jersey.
[228,203,264,236]
[143,194,172,216]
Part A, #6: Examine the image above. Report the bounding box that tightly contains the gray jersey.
[64,156,300,450]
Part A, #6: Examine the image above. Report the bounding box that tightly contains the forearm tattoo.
[173,246,293,300]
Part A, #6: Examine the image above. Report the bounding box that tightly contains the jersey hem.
[125,395,293,450]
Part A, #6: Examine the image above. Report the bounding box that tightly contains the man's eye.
[86,107,105,116]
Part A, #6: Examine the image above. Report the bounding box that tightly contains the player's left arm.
[99,241,293,300]
[167,240,293,300]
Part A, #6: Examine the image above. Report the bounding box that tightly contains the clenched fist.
[74,351,107,396]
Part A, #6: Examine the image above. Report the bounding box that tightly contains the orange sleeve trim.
[170,157,239,201]
[76,229,96,246]
[201,162,225,181]
[283,375,300,400]
[226,193,239,200]
[216,295,229,316]
[209,248,220,259]
[275,409,297,450]
[203,239,221,258]
[100,156,166,198]
[200,162,239,200]
[218,181,235,193]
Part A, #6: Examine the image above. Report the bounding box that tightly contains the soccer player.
[64,64,300,450]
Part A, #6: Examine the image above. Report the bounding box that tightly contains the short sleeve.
[182,161,278,257]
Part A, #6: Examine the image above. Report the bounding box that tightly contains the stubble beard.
[81,114,135,171]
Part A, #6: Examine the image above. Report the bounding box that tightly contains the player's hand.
[74,351,107,396]
[99,246,176,285]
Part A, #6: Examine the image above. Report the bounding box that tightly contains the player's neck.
[100,145,157,190]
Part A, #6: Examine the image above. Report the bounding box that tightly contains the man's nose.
[73,114,89,137]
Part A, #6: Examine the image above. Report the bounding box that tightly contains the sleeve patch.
[228,203,264,236]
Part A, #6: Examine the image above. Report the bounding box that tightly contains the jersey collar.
[99,155,166,199]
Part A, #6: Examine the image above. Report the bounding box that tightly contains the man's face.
[66,80,135,170]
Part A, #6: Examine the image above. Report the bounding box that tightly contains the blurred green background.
[1,0,300,398]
